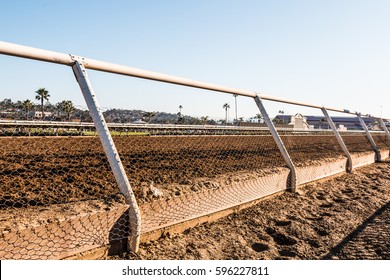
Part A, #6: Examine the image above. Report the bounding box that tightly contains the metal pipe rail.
[0,120,270,131]
[0,41,388,120]
[1,40,389,255]
[2,120,388,134]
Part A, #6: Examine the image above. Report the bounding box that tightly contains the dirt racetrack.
[0,133,387,207]
[0,132,389,260]
[108,160,390,260]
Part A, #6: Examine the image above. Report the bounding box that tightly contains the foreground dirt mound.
[109,161,390,260]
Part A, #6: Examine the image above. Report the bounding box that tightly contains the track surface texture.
[1,134,387,207]
[108,160,390,260]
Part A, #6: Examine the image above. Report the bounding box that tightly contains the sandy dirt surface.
[1,134,386,208]
[108,160,390,260]
[0,133,388,260]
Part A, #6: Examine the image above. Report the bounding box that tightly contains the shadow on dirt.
[323,202,389,259]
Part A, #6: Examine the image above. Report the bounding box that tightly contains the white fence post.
[254,95,297,191]
[378,118,390,142]
[71,57,141,252]
[357,113,381,162]
[321,108,353,172]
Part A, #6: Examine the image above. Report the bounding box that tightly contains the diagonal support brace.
[357,113,381,162]
[254,95,297,192]
[378,118,390,142]
[71,57,141,252]
[321,108,353,173]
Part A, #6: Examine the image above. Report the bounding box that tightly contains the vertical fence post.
[71,57,141,253]
[357,113,381,162]
[378,118,390,142]
[321,108,353,172]
[254,95,297,191]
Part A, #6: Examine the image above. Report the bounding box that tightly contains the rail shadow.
[323,201,390,259]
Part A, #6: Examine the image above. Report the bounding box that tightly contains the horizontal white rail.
[1,119,387,134]
[0,41,388,120]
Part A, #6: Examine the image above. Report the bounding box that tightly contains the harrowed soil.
[108,160,390,260]
[0,134,386,207]
[0,135,389,260]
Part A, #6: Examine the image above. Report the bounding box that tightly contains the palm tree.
[22,99,34,120]
[233,94,238,122]
[61,100,75,121]
[272,117,283,124]
[319,117,327,129]
[35,88,50,119]
[255,113,262,123]
[200,116,209,125]
[177,105,183,122]
[143,111,156,123]
[223,103,230,124]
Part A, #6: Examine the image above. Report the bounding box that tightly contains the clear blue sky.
[1,0,390,120]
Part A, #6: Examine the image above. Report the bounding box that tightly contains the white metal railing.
[2,120,388,134]
[1,41,389,253]
[1,41,388,120]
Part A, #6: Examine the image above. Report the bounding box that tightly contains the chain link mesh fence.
[0,109,389,259]
[0,42,389,260]
[0,123,129,259]
[371,132,390,150]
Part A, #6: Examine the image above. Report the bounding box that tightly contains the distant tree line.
[0,88,90,122]
[0,98,221,125]
[101,108,218,125]
[1,88,268,125]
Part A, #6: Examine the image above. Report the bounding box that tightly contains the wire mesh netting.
[371,132,390,150]
[114,127,288,203]
[341,132,376,153]
[279,129,345,165]
[0,120,295,259]
[0,123,130,259]
[0,104,389,259]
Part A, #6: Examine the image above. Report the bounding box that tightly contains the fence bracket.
[71,58,141,253]
[254,94,297,191]
[321,108,353,173]
[357,113,381,162]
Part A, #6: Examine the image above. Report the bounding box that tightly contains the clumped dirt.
[0,134,385,208]
[109,160,390,260]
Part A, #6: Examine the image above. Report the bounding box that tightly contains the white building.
[34,111,52,118]
[289,113,310,130]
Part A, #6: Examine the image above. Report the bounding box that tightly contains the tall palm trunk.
[225,108,228,123]
[41,98,44,119]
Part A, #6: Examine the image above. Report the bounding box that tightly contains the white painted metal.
[71,59,141,252]
[0,41,73,65]
[4,119,387,135]
[357,113,381,162]
[378,119,390,142]
[254,95,297,191]
[321,108,353,172]
[0,41,388,120]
